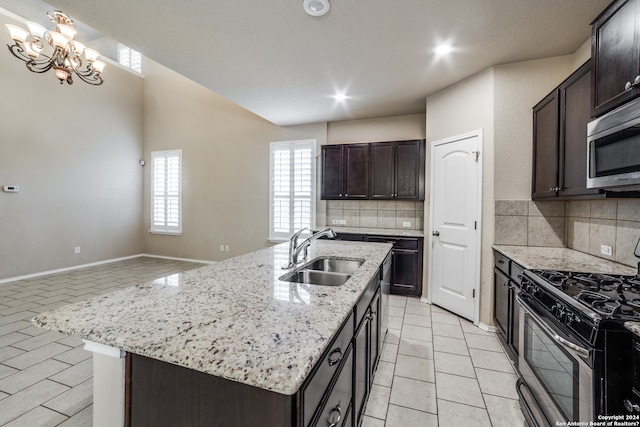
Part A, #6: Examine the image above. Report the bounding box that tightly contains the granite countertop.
[493,245,637,275]
[32,240,392,395]
[625,322,640,338]
[321,226,424,238]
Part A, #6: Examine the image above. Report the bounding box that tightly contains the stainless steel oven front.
[517,294,594,426]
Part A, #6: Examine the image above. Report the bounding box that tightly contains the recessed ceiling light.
[304,0,330,17]
[434,44,453,55]
[333,92,348,102]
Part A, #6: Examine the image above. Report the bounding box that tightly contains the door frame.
[426,129,483,325]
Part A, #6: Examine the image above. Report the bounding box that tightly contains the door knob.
[432,231,440,236]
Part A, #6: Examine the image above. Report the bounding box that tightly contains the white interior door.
[429,131,482,322]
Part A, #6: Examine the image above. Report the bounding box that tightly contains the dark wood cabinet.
[532,90,560,199]
[493,250,523,365]
[592,0,640,117]
[532,61,602,200]
[367,236,423,296]
[321,144,369,200]
[494,267,510,338]
[353,284,382,427]
[370,140,425,200]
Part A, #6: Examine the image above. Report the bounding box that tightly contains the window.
[151,150,182,235]
[269,140,316,241]
[117,43,142,73]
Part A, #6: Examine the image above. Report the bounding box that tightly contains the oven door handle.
[516,295,591,360]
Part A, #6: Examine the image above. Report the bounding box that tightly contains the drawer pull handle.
[328,405,342,427]
[327,347,343,366]
[497,260,505,264]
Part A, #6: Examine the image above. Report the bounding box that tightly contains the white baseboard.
[478,322,499,333]
[140,253,216,265]
[0,253,214,286]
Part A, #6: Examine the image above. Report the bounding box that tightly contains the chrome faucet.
[282,227,337,269]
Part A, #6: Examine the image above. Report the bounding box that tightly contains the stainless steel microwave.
[587,96,640,190]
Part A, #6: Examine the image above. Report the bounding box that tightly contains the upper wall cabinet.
[321,140,425,201]
[532,61,602,200]
[321,144,369,200]
[370,140,425,200]
[592,0,640,117]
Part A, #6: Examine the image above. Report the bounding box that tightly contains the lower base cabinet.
[493,250,523,365]
[332,233,424,296]
[126,263,388,427]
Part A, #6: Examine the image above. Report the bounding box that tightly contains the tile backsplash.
[495,200,565,248]
[495,199,640,268]
[326,200,424,230]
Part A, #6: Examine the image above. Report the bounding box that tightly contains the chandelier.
[5,10,104,86]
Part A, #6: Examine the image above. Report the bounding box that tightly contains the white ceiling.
[10,0,613,126]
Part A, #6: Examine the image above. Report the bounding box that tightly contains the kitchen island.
[32,240,392,427]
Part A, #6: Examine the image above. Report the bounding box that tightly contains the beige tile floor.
[361,294,527,427]
[0,258,527,426]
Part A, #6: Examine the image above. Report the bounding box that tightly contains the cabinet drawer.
[312,348,353,427]
[303,311,354,427]
[510,262,525,286]
[366,236,419,250]
[494,252,510,274]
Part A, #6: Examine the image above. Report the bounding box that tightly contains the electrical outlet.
[402,221,412,228]
[74,246,80,254]
[225,245,230,252]
[600,245,612,256]
[332,220,339,225]
[219,244,224,252]
[338,219,346,225]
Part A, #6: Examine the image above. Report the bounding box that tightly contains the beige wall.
[327,114,426,144]
[493,56,574,200]
[0,16,145,280]
[141,59,327,261]
[425,68,495,324]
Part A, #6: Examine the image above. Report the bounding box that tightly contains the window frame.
[150,149,183,236]
[269,139,317,242]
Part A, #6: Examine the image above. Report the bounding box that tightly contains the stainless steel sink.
[304,257,364,275]
[280,269,351,286]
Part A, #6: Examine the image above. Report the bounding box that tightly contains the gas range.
[517,266,640,424]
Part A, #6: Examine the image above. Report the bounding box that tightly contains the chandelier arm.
[8,43,56,74]
[70,67,103,85]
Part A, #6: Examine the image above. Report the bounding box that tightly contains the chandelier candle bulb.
[4,10,104,86]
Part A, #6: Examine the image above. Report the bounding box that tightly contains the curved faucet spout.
[282,228,336,269]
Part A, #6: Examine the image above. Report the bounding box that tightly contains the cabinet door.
[494,268,510,338]
[321,145,344,199]
[592,0,640,117]
[559,61,602,198]
[370,142,395,199]
[510,286,520,357]
[353,316,369,425]
[391,250,420,295]
[369,293,381,386]
[395,140,424,200]
[343,144,369,199]
[532,90,560,199]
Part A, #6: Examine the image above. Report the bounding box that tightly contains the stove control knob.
[624,399,640,413]
[565,312,574,324]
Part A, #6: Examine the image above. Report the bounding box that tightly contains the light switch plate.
[402,221,412,228]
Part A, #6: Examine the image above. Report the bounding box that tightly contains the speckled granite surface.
[625,322,640,338]
[493,245,637,275]
[32,240,392,395]
[320,226,424,238]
